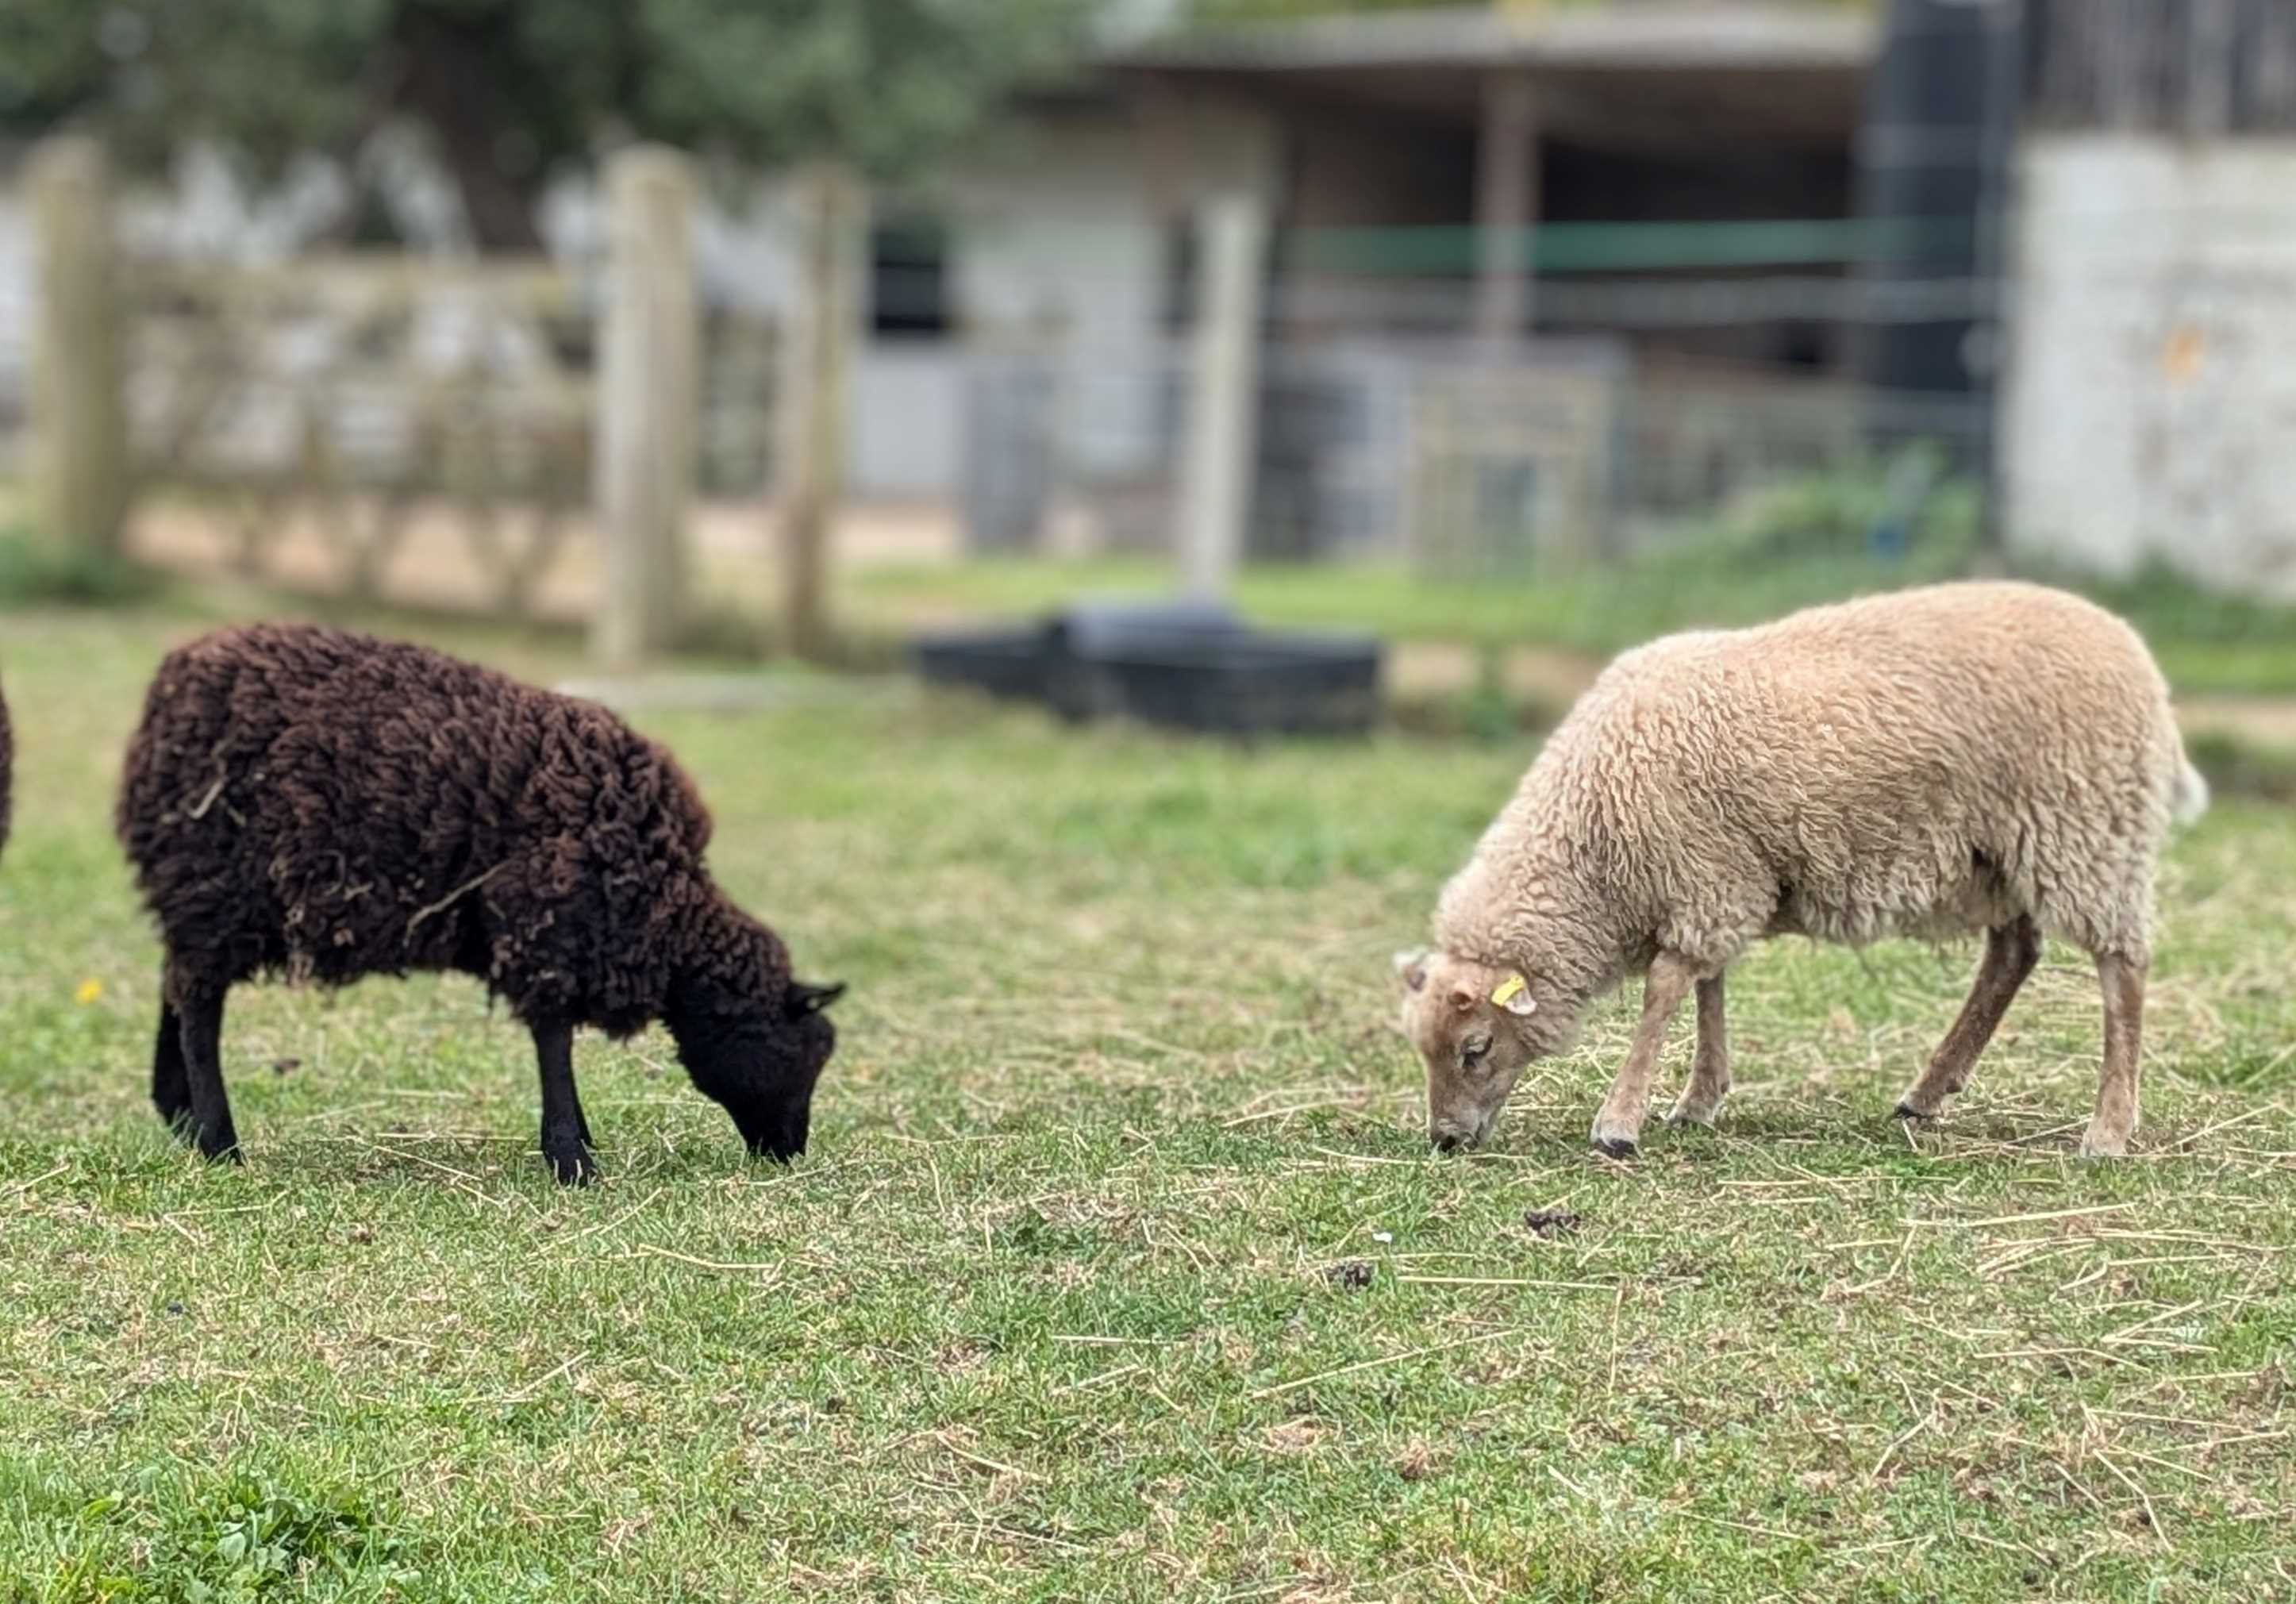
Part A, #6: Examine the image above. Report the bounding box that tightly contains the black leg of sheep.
[531,1019,597,1186]
[151,1002,191,1133]
[168,982,241,1163]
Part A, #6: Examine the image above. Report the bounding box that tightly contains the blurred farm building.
[2,1,2294,602]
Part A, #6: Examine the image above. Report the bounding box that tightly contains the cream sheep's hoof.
[2079,1127,2130,1160]
[1589,1118,1640,1160]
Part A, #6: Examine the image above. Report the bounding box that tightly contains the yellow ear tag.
[1490,975,1525,1007]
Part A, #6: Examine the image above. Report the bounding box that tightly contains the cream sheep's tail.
[2173,755,2212,829]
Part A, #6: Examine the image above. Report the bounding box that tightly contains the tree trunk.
[779,163,863,663]
[391,7,547,254]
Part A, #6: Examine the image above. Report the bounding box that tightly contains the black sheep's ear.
[784,980,846,1020]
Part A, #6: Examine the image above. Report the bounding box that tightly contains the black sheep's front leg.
[532,1019,597,1186]
[152,995,191,1133]
[173,980,240,1163]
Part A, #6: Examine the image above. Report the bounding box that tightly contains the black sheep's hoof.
[546,1146,598,1187]
[743,1122,806,1165]
[198,1140,244,1166]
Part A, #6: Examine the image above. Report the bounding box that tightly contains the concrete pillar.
[1175,190,1269,601]
[1472,73,1540,350]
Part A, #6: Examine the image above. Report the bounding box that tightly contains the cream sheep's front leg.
[1667,972,1730,1128]
[1591,952,1699,1157]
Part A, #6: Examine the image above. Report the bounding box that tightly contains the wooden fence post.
[28,136,129,556]
[1174,189,1269,602]
[778,161,865,663]
[594,144,698,667]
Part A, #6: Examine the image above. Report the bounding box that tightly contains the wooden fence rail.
[25,139,766,660]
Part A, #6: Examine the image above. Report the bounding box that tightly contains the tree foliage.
[1192,0,1868,20]
[1191,0,1500,20]
[0,0,1088,248]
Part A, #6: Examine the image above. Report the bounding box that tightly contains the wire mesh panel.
[957,343,1186,559]
[960,352,1060,555]
[1256,344,1413,563]
[699,307,776,496]
[1404,352,1625,578]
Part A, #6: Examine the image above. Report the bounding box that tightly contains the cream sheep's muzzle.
[1429,1099,1507,1153]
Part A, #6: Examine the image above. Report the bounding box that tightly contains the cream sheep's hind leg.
[1592,953,1698,1157]
[1667,973,1730,1128]
[2081,953,2145,1160]
[1896,916,2041,1121]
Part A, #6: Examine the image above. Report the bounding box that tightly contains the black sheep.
[116,623,843,1183]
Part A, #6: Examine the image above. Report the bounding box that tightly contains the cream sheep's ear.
[1393,948,1429,991]
[1490,972,1536,1017]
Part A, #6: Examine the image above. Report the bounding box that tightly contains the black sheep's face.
[674,979,844,1162]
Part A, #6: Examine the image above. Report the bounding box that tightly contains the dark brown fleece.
[0,673,12,859]
[116,623,838,1175]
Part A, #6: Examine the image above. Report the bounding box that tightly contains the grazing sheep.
[117,623,844,1183]
[1398,582,2206,1161]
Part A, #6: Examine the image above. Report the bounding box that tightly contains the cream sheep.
[1397,581,2207,1160]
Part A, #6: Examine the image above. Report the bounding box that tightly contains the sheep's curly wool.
[117,622,839,1179]
[1405,582,2203,1159]
[1440,581,2195,977]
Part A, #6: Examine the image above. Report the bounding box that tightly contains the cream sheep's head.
[1394,948,1570,1151]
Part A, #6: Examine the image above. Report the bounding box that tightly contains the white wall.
[540,110,1192,500]
[848,346,967,498]
[944,114,1180,486]
[2007,134,2296,599]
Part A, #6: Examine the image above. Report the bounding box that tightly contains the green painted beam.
[1290,215,1979,275]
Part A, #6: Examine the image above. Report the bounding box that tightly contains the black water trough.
[913,629,1046,705]
[913,602,1382,738]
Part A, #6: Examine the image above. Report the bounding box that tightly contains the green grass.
[850,547,1971,656]
[848,543,2296,698]
[0,530,163,611]
[2,599,2294,1601]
